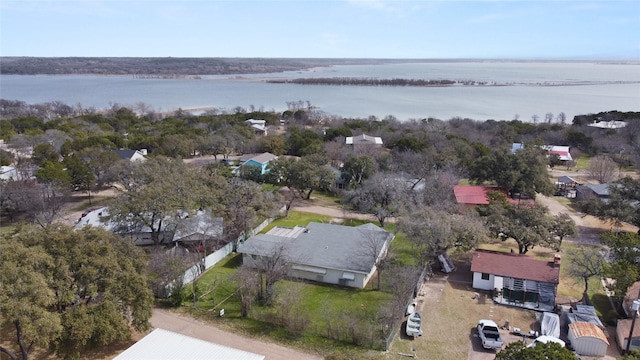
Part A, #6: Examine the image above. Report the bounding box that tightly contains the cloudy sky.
[1,0,638,58]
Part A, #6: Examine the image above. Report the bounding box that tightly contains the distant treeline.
[0,57,425,75]
[268,77,491,87]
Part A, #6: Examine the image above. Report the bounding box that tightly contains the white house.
[616,318,640,353]
[114,149,147,162]
[0,166,19,181]
[470,249,560,311]
[346,133,383,146]
[238,222,394,289]
[74,207,222,247]
[245,119,267,135]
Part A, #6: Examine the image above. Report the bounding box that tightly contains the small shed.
[568,322,609,357]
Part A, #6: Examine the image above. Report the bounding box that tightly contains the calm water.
[1,61,639,121]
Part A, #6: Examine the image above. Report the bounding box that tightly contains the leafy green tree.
[35,161,70,186]
[400,208,487,267]
[264,156,335,214]
[0,148,13,166]
[551,212,578,248]
[601,231,640,302]
[566,245,606,299]
[496,341,576,360]
[480,203,559,254]
[469,147,554,199]
[63,154,95,195]
[287,127,323,156]
[108,157,212,247]
[260,135,287,155]
[341,154,375,187]
[31,143,60,166]
[0,225,152,359]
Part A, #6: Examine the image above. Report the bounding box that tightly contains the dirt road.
[150,308,322,360]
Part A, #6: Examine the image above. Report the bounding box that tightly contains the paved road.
[150,308,322,360]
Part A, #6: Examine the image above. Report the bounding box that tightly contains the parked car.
[477,319,503,350]
[220,158,235,166]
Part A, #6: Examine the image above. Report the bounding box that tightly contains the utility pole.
[626,296,640,354]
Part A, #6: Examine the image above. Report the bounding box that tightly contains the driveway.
[149,308,322,360]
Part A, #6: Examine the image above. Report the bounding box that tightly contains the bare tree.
[545,112,554,124]
[356,229,392,290]
[557,112,566,125]
[33,182,68,227]
[273,281,309,335]
[566,246,606,299]
[252,245,291,305]
[234,266,260,317]
[588,155,617,184]
[342,172,408,228]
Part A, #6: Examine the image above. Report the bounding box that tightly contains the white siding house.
[470,249,560,312]
[238,222,393,289]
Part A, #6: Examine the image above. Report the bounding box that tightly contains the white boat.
[406,312,423,337]
[406,302,416,316]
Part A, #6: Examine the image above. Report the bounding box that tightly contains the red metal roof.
[470,249,560,284]
[569,322,609,344]
[454,185,506,205]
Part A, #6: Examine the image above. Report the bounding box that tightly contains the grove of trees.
[1,99,639,355]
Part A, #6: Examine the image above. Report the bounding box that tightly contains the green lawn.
[182,211,406,357]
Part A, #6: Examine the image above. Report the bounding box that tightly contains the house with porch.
[238,222,394,289]
[470,249,561,311]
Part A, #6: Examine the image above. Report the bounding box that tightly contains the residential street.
[149,308,322,360]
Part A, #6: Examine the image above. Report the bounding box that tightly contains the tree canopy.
[0,225,153,359]
[469,146,554,199]
[495,341,577,360]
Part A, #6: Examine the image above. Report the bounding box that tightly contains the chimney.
[553,254,561,268]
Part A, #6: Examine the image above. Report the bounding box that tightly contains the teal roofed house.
[234,152,277,175]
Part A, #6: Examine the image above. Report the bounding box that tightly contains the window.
[481,273,490,280]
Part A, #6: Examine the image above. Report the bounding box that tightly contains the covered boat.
[406,312,423,337]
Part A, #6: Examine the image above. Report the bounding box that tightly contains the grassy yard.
[181,211,405,358]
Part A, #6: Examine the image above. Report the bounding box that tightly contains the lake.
[1,60,639,121]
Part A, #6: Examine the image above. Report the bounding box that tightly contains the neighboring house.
[575,184,614,202]
[245,119,267,135]
[0,165,19,181]
[114,149,147,162]
[556,176,581,188]
[114,328,265,360]
[172,210,224,250]
[470,249,560,311]
[327,165,348,190]
[453,185,525,210]
[346,134,383,150]
[588,120,627,129]
[74,207,222,247]
[567,322,609,357]
[511,143,573,162]
[623,281,640,318]
[541,145,573,162]
[238,222,394,289]
[616,318,640,353]
[235,152,278,175]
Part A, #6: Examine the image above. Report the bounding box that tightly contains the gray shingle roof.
[238,222,393,273]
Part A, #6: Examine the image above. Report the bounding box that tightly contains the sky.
[1,0,639,59]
